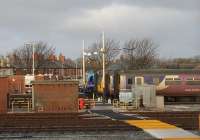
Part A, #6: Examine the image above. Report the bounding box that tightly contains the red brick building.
[12,63,82,80]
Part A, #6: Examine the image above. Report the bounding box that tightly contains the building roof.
[32,80,79,85]
[119,69,200,75]
[10,60,81,69]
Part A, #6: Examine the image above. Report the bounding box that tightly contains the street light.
[82,32,105,101]
[24,42,36,111]
[102,31,106,103]
[75,60,78,80]
[82,40,86,87]
[82,40,98,88]
[24,42,35,77]
[32,43,35,77]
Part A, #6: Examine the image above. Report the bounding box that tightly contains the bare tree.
[122,38,158,69]
[8,41,55,72]
[122,39,139,67]
[86,39,120,71]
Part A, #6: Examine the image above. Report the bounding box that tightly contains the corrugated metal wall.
[8,75,25,94]
[33,81,78,113]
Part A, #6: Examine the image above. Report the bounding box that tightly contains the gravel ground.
[190,131,200,136]
[0,131,158,140]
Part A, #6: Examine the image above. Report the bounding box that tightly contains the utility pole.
[82,40,86,87]
[32,42,35,111]
[32,43,35,76]
[102,32,105,101]
[75,61,78,80]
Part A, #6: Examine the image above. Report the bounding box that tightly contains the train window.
[127,78,132,85]
[166,78,173,81]
[153,78,160,85]
[194,78,200,80]
[136,78,141,85]
[165,97,176,102]
[174,78,181,81]
[187,78,193,80]
[135,77,144,85]
[186,80,200,85]
[165,80,181,85]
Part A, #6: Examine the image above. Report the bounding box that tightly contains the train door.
[135,76,144,86]
[113,72,120,99]
[105,73,110,98]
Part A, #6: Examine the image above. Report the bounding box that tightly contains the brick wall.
[0,77,8,113]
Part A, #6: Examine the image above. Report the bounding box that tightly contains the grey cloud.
[0,0,199,59]
[115,0,200,11]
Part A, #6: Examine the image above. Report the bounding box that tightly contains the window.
[153,78,160,85]
[174,78,181,81]
[127,78,132,85]
[166,78,173,80]
[165,77,182,85]
[165,80,181,85]
[194,78,200,80]
[135,77,144,85]
[186,80,200,85]
[187,78,193,81]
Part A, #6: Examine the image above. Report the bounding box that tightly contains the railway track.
[0,111,198,133]
[0,113,141,132]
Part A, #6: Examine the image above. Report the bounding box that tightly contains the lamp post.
[82,34,105,101]
[25,42,36,111]
[32,43,35,77]
[75,60,78,80]
[101,32,106,102]
[82,40,86,87]
[82,41,98,90]
[31,42,35,111]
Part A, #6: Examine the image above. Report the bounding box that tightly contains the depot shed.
[32,80,79,113]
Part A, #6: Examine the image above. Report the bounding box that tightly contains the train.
[101,69,200,104]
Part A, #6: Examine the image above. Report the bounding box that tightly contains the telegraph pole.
[102,32,105,102]
[82,40,86,87]
[75,61,78,80]
[32,43,35,110]
[32,43,35,76]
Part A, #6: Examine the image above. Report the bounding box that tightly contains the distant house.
[0,60,82,80]
[11,61,82,79]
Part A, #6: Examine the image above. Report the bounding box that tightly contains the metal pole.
[32,84,35,110]
[27,100,30,112]
[32,42,35,111]
[32,43,35,76]
[12,101,14,113]
[82,40,86,87]
[75,61,78,80]
[102,32,105,101]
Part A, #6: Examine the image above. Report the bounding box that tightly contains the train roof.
[119,69,200,75]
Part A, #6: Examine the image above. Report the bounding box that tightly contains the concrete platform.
[126,120,200,139]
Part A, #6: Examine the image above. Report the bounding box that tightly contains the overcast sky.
[0,0,199,59]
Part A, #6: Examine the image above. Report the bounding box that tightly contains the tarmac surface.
[91,110,142,120]
[91,103,200,140]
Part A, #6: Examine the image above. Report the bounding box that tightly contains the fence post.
[199,114,200,130]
